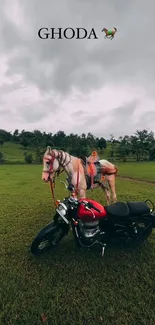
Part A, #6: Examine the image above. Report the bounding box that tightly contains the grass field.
[116,161,155,182]
[1,164,155,325]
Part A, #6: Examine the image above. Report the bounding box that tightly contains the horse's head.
[42,146,60,182]
[102,28,107,32]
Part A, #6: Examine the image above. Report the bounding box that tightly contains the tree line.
[0,128,155,163]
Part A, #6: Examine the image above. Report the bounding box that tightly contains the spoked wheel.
[31,222,67,256]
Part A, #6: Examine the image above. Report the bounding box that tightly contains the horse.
[101,27,117,40]
[42,147,118,205]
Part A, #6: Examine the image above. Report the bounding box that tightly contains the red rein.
[43,151,80,205]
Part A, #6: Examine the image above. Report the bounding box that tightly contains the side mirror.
[68,184,75,192]
[66,178,75,191]
[60,181,68,189]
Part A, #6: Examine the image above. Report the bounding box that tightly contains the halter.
[43,150,72,206]
[43,150,71,177]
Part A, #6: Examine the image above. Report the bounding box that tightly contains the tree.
[96,137,106,149]
[20,130,35,148]
[20,138,28,148]
[70,145,90,157]
[149,146,155,161]
[0,129,11,141]
[0,140,4,146]
[131,130,155,161]
[35,148,43,163]
[43,132,53,147]
[116,136,131,162]
[130,136,141,161]
[24,153,33,163]
[86,132,96,148]
[33,130,43,147]
[109,134,116,158]
[52,130,66,148]
[12,129,19,142]
[0,152,4,163]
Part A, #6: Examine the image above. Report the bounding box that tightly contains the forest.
[0,128,155,163]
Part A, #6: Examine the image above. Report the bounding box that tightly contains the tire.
[126,220,153,248]
[31,221,68,256]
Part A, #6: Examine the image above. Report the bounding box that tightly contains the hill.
[0,142,35,163]
[0,142,111,163]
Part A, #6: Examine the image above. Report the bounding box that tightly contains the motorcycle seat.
[127,202,150,217]
[105,202,129,218]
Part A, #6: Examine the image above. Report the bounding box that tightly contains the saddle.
[79,151,104,190]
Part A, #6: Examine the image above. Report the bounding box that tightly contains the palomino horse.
[101,27,117,40]
[42,147,118,205]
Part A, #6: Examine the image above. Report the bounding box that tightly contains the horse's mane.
[44,147,77,160]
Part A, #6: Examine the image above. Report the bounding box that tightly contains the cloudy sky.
[0,0,155,139]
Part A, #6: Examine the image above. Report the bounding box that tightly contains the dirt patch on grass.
[118,175,155,185]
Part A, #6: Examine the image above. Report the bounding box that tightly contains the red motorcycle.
[31,179,155,257]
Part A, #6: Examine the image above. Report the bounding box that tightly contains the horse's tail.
[114,166,118,176]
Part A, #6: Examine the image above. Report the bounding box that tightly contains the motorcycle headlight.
[57,203,67,214]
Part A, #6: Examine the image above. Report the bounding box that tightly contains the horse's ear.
[47,146,51,153]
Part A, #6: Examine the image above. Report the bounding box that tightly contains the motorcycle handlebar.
[81,200,101,213]
[88,202,101,213]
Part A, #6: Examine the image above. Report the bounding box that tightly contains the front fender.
[36,221,58,238]
[35,220,70,239]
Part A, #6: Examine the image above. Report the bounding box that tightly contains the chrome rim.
[38,239,50,250]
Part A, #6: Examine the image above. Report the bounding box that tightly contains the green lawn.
[1,165,155,325]
[116,161,155,182]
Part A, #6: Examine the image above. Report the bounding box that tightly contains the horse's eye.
[46,162,50,166]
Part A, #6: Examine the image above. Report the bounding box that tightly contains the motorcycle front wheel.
[31,221,68,256]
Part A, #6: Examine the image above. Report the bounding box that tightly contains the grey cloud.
[19,100,59,123]
[138,111,155,128]
[0,108,14,117]
[74,101,138,138]
[80,115,102,126]
[0,81,22,95]
[20,106,47,123]
[111,101,137,117]
[0,0,155,137]
[1,0,155,96]
[71,110,86,117]
[104,101,140,137]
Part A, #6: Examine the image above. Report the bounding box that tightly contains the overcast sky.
[0,0,155,139]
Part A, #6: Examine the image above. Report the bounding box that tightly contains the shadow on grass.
[28,233,155,270]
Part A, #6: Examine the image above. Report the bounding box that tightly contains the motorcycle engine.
[78,220,100,243]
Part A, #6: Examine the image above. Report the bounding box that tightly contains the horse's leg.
[79,188,86,198]
[78,177,87,198]
[106,175,117,203]
[100,183,111,205]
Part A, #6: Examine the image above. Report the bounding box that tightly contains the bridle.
[43,150,72,206]
[43,150,72,180]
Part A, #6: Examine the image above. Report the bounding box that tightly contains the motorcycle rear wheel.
[31,222,66,256]
[126,220,153,247]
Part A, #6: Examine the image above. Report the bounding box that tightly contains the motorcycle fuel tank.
[78,198,107,222]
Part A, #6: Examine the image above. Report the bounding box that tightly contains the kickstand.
[101,244,106,257]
